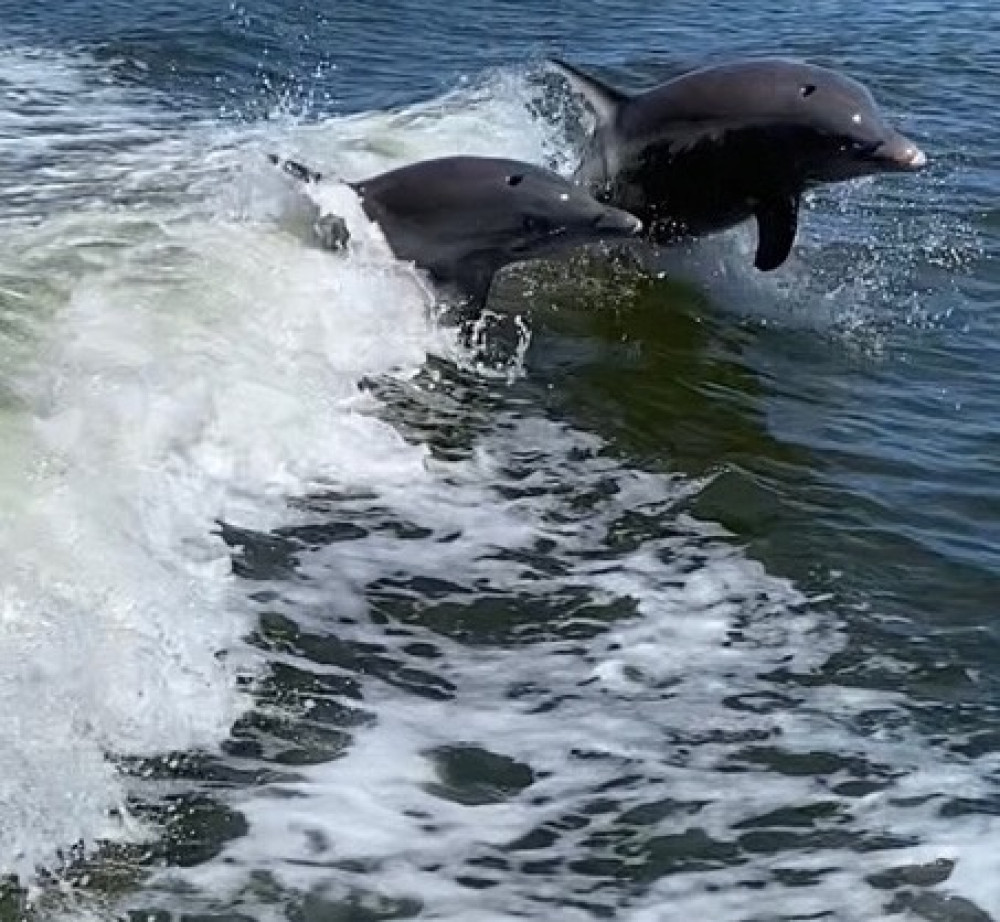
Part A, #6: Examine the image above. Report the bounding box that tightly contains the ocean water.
[0,1,997,919]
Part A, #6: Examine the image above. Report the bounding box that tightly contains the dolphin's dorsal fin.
[267,154,324,184]
[547,58,628,128]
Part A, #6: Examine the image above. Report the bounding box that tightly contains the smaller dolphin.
[549,57,927,271]
[268,154,642,311]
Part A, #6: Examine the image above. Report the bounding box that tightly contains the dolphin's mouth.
[512,209,642,255]
[512,227,568,254]
[594,210,644,236]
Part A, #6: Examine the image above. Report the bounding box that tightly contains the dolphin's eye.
[506,174,524,186]
[800,84,817,98]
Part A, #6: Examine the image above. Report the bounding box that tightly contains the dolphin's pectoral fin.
[753,194,799,271]
[430,258,496,320]
[453,267,495,318]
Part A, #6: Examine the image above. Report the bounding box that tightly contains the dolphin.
[268,153,642,311]
[548,57,927,271]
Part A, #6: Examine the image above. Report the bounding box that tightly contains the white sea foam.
[0,46,476,881]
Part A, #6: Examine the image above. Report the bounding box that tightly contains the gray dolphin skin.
[269,154,642,310]
[548,57,927,271]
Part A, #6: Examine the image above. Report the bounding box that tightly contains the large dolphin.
[268,154,642,311]
[548,57,927,271]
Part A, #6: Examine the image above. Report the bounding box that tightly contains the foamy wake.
[133,412,1000,921]
[0,48,550,881]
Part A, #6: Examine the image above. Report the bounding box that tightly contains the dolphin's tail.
[267,153,324,184]
[265,154,353,251]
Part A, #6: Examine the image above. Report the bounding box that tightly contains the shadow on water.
[510,259,827,551]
